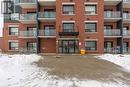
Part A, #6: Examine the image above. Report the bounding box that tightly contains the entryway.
[59,40,79,53]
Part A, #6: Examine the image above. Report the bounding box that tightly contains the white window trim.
[85,40,98,51]
[85,21,98,33]
[8,25,19,27]
[8,40,19,51]
[62,3,75,5]
[85,21,98,23]
[8,27,19,36]
[84,2,98,5]
[62,21,75,23]
[85,3,98,15]
[85,39,98,41]
[8,40,19,42]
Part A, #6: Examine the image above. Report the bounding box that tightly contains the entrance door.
[123,42,129,53]
[59,40,79,53]
[104,42,113,53]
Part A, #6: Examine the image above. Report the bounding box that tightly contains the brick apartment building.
[0,0,130,54]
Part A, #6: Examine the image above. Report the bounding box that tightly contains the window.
[63,23,74,32]
[85,5,97,15]
[123,11,129,19]
[104,25,113,29]
[27,42,36,52]
[85,23,97,32]
[27,27,36,36]
[85,41,97,51]
[44,25,55,36]
[63,5,74,15]
[9,42,18,50]
[9,27,18,35]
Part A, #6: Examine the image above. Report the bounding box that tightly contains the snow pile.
[0,54,129,87]
[99,54,130,72]
[0,54,44,87]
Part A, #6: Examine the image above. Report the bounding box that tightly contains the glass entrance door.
[59,40,79,53]
[123,42,129,53]
[104,42,113,53]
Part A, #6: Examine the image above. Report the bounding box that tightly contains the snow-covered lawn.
[0,53,129,87]
[99,54,130,73]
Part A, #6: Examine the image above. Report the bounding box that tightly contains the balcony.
[19,31,37,38]
[104,29,121,38]
[104,0,122,6]
[123,13,130,23]
[19,47,37,53]
[104,11,122,22]
[123,0,130,8]
[38,0,56,6]
[123,30,130,38]
[38,12,56,22]
[123,47,130,53]
[19,14,36,24]
[104,47,120,53]
[18,0,37,8]
[59,29,79,36]
[38,29,56,38]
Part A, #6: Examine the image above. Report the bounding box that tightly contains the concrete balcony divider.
[104,29,121,36]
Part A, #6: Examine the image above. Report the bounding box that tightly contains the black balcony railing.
[59,29,79,36]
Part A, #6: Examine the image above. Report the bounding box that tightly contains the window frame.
[85,5,97,15]
[85,22,97,32]
[62,5,74,15]
[85,41,97,51]
[9,42,19,51]
[62,23,75,32]
[9,27,18,36]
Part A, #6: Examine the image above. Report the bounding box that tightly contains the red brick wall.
[56,0,104,54]
[40,38,56,53]
[0,38,3,51]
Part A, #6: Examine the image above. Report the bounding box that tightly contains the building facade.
[0,0,130,54]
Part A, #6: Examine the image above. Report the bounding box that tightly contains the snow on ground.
[99,54,130,72]
[0,53,129,87]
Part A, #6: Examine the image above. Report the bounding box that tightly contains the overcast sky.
[0,0,3,37]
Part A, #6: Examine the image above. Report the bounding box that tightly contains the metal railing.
[123,47,130,53]
[104,11,121,18]
[19,31,37,37]
[19,48,37,53]
[104,47,121,54]
[123,13,130,19]
[19,14,36,20]
[123,0,130,2]
[104,29,121,36]
[123,30,130,36]
[19,0,36,3]
[38,12,56,18]
[38,29,56,36]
